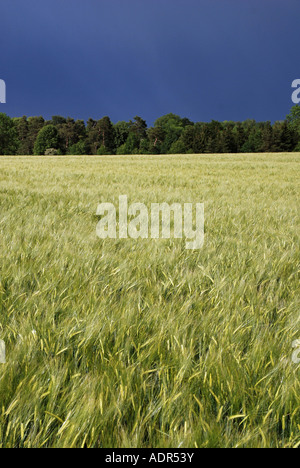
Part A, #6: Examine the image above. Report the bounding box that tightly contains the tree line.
[1,106,300,155]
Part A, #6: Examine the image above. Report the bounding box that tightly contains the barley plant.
[0,153,299,448]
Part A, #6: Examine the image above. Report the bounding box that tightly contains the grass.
[0,153,299,448]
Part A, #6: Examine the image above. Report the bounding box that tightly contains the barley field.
[0,153,299,448]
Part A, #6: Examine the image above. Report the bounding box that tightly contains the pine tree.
[34,125,59,155]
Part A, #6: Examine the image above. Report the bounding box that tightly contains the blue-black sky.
[1,0,299,125]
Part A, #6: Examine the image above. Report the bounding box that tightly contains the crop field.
[0,153,299,448]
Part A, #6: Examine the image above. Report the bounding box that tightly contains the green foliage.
[114,121,130,148]
[34,125,60,155]
[13,116,31,155]
[169,138,186,154]
[124,132,140,154]
[97,116,115,154]
[44,148,60,156]
[116,143,127,155]
[138,138,150,154]
[154,113,185,153]
[241,128,262,153]
[293,141,300,152]
[147,126,166,154]
[86,117,115,154]
[26,117,45,154]
[55,117,86,154]
[129,116,147,140]
[97,145,111,155]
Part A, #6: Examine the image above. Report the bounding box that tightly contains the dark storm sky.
[1,0,299,125]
